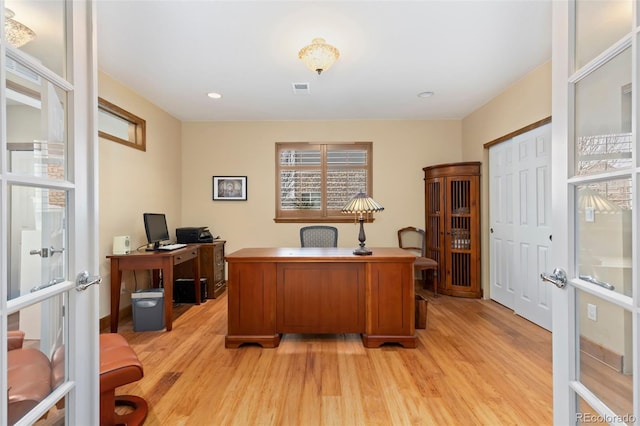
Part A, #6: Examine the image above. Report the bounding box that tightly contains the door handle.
[540,268,567,289]
[76,271,102,291]
[579,275,615,291]
[30,247,64,257]
[30,248,49,258]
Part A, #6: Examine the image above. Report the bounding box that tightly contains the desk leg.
[162,258,174,331]
[152,270,161,287]
[110,260,122,333]
[193,251,201,305]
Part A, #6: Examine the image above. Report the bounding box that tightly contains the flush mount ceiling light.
[298,38,340,75]
[207,92,222,99]
[5,9,36,48]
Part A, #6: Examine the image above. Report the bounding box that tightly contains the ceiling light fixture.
[5,9,36,48]
[207,92,222,99]
[298,38,340,75]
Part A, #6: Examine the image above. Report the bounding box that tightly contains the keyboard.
[158,243,187,251]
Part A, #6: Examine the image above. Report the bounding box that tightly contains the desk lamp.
[341,192,384,255]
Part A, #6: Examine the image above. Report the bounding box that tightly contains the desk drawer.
[173,249,198,265]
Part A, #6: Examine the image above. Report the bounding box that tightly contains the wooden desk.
[107,246,200,332]
[225,247,416,348]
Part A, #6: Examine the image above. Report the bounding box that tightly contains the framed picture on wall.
[213,176,247,201]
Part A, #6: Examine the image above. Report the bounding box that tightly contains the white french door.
[1,1,98,425]
[552,0,637,423]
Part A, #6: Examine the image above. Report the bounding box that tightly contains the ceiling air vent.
[292,82,310,95]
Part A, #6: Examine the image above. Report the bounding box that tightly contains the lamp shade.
[298,38,340,75]
[341,192,384,214]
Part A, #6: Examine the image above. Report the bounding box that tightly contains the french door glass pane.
[576,396,633,424]
[574,48,631,177]
[7,295,67,424]
[5,0,67,77]
[575,179,632,297]
[8,185,67,300]
[6,63,67,179]
[38,396,66,425]
[575,0,632,69]
[576,289,633,420]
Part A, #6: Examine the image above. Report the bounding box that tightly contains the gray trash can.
[131,288,165,331]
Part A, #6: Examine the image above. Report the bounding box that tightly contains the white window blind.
[275,142,373,222]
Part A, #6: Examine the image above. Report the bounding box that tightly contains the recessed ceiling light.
[417,91,434,98]
[207,92,222,99]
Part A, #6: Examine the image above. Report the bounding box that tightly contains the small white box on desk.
[113,235,130,255]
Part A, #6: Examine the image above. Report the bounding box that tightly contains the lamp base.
[353,247,372,256]
[353,216,373,255]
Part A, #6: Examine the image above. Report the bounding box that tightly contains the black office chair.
[300,226,338,247]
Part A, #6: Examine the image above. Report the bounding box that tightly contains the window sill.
[274,217,375,224]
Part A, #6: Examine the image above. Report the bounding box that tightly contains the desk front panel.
[227,262,277,336]
[276,262,365,333]
[366,262,414,336]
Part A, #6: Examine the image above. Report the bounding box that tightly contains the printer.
[176,227,214,243]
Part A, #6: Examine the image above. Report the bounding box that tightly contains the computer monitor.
[143,213,170,250]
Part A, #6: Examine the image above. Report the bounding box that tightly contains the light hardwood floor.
[110,288,553,425]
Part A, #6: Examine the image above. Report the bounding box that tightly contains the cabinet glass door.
[447,178,473,289]
[425,177,444,284]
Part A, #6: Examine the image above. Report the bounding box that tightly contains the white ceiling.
[96,1,552,122]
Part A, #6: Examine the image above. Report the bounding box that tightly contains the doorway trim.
[483,116,552,150]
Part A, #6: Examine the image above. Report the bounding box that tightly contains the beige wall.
[98,71,182,318]
[461,61,552,161]
[461,60,552,297]
[97,59,552,319]
[181,120,461,255]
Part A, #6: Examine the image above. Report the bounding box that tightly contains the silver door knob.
[76,271,102,291]
[540,268,567,289]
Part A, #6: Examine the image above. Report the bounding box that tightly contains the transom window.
[275,142,373,222]
[98,97,146,151]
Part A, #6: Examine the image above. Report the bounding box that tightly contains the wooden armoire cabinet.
[174,240,227,298]
[423,162,481,298]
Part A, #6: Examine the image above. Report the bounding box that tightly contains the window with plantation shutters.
[275,142,373,222]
